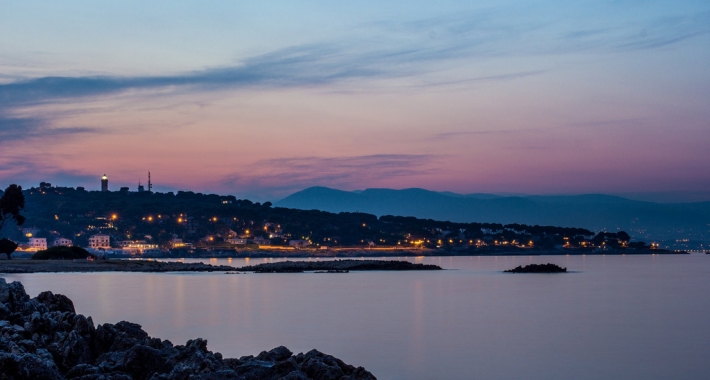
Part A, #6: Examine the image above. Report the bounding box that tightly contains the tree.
[0,184,26,259]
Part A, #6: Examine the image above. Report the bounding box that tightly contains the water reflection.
[3,255,709,380]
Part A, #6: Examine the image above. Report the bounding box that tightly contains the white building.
[52,238,73,247]
[88,234,111,249]
[227,238,247,245]
[28,237,47,251]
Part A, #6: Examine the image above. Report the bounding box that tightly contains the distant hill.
[276,187,710,241]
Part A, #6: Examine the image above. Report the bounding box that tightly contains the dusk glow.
[2,1,709,200]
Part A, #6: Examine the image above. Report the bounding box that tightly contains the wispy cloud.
[0,44,393,108]
[1,7,705,108]
[433,116,655,141]
[0,111,102,145]
[0,153,97,189]
[433,128,540,141]
[567,118,651,128]
[218,154,440,200]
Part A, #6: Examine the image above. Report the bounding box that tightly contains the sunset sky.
[1,1,709,201]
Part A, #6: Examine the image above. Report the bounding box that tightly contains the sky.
[1,1,709,202]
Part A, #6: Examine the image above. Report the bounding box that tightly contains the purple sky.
[1,1,709,201]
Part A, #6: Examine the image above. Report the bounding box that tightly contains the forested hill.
[277,187,710,242]
[0,183,641,251]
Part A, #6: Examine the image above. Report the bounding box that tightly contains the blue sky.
[1,1,709,201]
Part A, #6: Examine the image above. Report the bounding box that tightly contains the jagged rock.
[37,291,76,314]
[64,363,100,378]
[0,352,64,380]
[256,346,293,362]
[120,345,170,380]
[0,279,377,379]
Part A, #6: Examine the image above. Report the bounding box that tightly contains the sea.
[3,254,709,380]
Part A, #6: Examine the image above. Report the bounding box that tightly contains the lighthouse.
[101,174,108,192]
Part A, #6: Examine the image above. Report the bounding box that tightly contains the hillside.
[276,187,710,243]
[0,183,649,253]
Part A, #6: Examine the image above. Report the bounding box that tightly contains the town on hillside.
[1,178,665,258]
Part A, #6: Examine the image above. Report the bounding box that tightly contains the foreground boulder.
[0,278,376,379]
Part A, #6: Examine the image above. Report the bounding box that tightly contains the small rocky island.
[0,278,376,379]
[235,259,443,273]
[504,263,567,273]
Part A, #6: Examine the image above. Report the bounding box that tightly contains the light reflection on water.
[3,255,709,380]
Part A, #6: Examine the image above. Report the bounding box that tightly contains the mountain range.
[276,187,710,242]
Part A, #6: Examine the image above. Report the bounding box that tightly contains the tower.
[101,174,108,192]
[148,171,152,192]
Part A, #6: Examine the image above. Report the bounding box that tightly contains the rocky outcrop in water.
[504,263,567,273]
[235,259,442,273]
[0,260,239,274]
[0,278,376,379]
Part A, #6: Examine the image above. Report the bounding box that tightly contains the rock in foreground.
[0,278,376,379]
[236,259,442,273]
[504,263,567,273]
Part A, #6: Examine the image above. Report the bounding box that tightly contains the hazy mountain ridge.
[276,187,710,241]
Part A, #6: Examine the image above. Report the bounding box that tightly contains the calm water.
[4,255,709,380]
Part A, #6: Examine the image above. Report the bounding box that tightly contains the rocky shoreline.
[234,259,443,273]
[0,259,443,274]
[0,259,238,274]
[0,278,376,379]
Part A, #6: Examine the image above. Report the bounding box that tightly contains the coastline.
[158,247,685,259]
[0,259,237,274]
[0,258,443,274]
[0,278,376,379]
[0,248,687,273]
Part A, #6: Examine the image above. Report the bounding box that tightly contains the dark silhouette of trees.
[0,184,26,259]
[0,238,18,259]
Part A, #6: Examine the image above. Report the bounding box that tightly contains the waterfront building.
[227,238,247,245]
[52,238,73,247]
[119,241,160,255]
[28,237,47,251]
[88,234,111,249]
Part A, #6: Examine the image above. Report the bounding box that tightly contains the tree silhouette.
[0,184,26,259]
